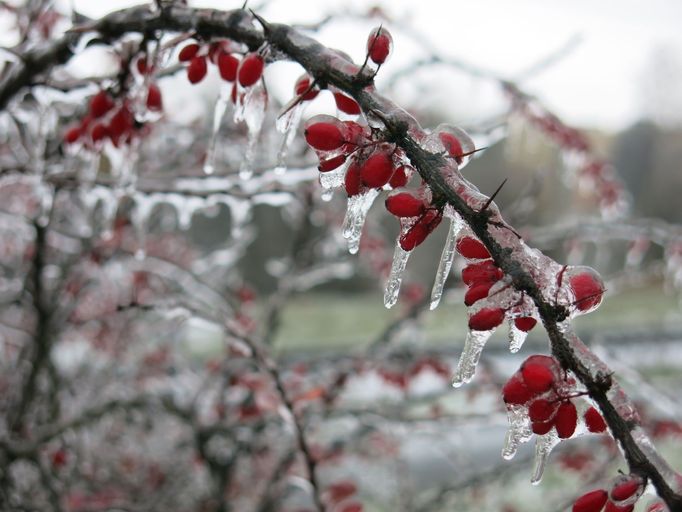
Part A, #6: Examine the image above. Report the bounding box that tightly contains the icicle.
[502,405,533,460]
[384,244,410,309]
[204,84,232,175]
[508,321,528,353]
[130,193,155,260]
[274,103,303,175]
[429,215,463,310]
[342,189,379,254]
[234,85,267,180]
[318,164,348,201]
[452,329,494,387]
[531,432,560,485]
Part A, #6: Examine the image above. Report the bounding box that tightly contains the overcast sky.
[62,0,682,130]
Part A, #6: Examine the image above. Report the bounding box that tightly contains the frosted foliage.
[531,432,560,485]
[342,189,379,254]
[502,405,533,460]
[452,329,494,387]
[204,84,232,175]
[429,214,463,310]
[234,84,267,180]
[274,103,304,175]
[384,244,410,309]
[508,321,528,353]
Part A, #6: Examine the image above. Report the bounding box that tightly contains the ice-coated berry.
[555,401,578,438]
[456,236,491,259]
[584,406,607,433]
[573,490,608,512]
[385,193,424,218]
[238,53,264,87]
[367,26,393,65]
[360,152,395,188]
[187,56,208,84]
[469,307,505,331]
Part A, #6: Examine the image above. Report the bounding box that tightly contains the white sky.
[63,0,682,130]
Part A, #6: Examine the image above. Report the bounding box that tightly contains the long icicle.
[204,83,232,175]
[429,214,463,310]
[384,243,410,309]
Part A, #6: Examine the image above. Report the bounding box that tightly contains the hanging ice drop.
[452,329,493,387]
[530,433,560,485]
[204,84,231,175]
[342,189,379,254]
[384,243,410,309]
[429,215,463,310]
[274,103,303,175]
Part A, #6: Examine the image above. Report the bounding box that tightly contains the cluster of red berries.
[573,475,644,512]
[503,355,608,439]
[63,87,161,148]
[178,39,264,88]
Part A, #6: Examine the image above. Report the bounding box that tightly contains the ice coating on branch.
[452,329,494,387]
[274,103,304,175]
[342,189,379,254]
[429,213,463,310]
[204,83,232,175]
[531,431,560,484]
[384,244,410,309]
[233,84,267,180]
[502,405,533,460]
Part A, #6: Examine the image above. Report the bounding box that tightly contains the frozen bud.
[367,26,393,65]
[469,307,505,331]
[238,53,264,87]
[304,115,346,151]
[456,235,490,259]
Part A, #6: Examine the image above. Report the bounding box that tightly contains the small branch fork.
[2,4,681,510]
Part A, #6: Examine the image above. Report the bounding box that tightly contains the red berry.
[569,272,604,312]
[318,154,347,172]
[520,362,555,393]
[146,83,163,111]
[344,162,363,197]
[295,74,319,101]
[610,478,641,502]
[89,90,114,118]
[108,106,133,139]
[178,43,200,62]
[514,317,537,332]
[187,56,208,84]
[439,131,464,162]
[528,398,558,422]
[573,489,608,512]
[64,126,81,144]
[218,52,239,82]
[532,419,555,435]
[584,406,607,433]
[360,152,395,188]
[456,236,490,259]
[305,122,345,151]
[51,449,68,468]
[238,53,264,87]
[385,193,424,217]
[334,92,361,115]
[464,282,494,307]
[555,401,578,438]
[389,165,409,188]
[367,27,393,65]
[468,307,505,331]
[136,56,149,75]
[461,260,504,286]
[326,481,357,503]
[399,209,442,251]
[502,373,533,405]
[90,122,108,143]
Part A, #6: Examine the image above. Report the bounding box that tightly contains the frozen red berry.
[464,281,494,307]
[305,120,345,151]
[502,373,533,405]
[514,317,537,332]
[187,56,208,84]
[461,260,504,286]
[385,193,424,218]
[294,74,319,101]
[521,361,555,393]
[573,489,608,512]
[456,236,490,259]
[178,43,200,62]
[238,53,264,87]
[569,271,604,312]
[367,26,393,65]
[555,401,578,438]
[610,477,642,502]
[90,122,108,143]
[532,419,555,435]
[334,92,361,115]
[469,307,505,331]
[89,90,114,118]
[64,126,81,144]
[318,154,347,172]
[218,52,239,82]
[528,398,559,422]
[584,406,607,433]
[146,83,163,111]
[389,165,409,188]
[399,209,442,251]
[344,162,363,197]
[360,152,395,188]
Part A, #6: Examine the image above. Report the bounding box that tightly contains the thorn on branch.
[249,9,271,33]
[481,177,507,211]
